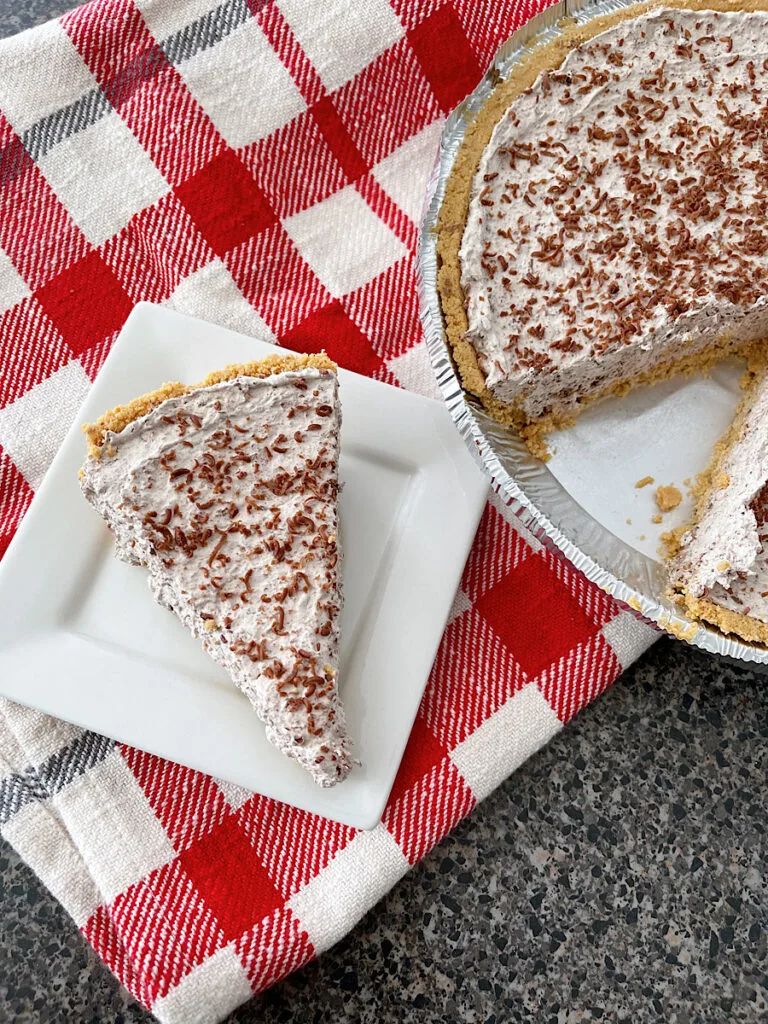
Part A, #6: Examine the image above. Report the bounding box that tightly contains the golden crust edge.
[435,0,768,457]
[676,594,768,645]
[82,352,338,458]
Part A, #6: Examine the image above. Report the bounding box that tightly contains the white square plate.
[0,304,487,829]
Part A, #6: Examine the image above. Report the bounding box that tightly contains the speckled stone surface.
[0,0,63,35]
[4,636,768,1023]
[2,3,768,1023]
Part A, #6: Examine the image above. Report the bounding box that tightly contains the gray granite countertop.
[4,638,768,1023]
[1,3,768,1023]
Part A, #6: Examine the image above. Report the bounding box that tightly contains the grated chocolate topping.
[462,8,768,419]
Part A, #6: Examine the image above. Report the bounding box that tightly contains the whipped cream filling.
[461,8,768,418]
[80,369,351,787]
[671,372,768,625]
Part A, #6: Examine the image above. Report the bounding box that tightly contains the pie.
[437,1,768,644]
[80,353,352,786]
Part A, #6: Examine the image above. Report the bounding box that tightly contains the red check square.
[461,503,534,603]
[453,0,530,66]
[178,813,283,942]
[389,0,444,31]
[0,298,68,408]
[311,96,369,181]
[35,251,133,358]
[235,907,314,992]
[121,746,230,854]
[538,632,621,723]
[226,223,332,337]
[83,905,146,1008]
[407,3,483,112]
[280,300,386,377]
[421,607,525,751]
[102,192,214,305]
[474,550,599,678]
[342,256,421,360]
[175,149,278,258]
[236,795,356,900]
[109,859,226,1004]
[384,756,475,864]
[241,109,347,221]
[386,713,449,809]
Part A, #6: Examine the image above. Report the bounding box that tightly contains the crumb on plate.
[655,484,682,512]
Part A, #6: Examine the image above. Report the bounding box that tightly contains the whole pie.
[80,353,352,786]
[437,1,768,644]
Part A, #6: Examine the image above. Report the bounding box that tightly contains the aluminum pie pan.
[417,0,768,667]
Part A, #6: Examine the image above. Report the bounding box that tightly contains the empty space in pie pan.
[418,0,768,667]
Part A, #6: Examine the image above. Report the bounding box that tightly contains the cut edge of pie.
[435,0,768,460]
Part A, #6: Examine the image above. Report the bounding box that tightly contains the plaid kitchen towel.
[0,0,658,1021]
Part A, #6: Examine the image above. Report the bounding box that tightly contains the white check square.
[4,705,82,768]
[152,945,254,1024]
[389,341,443,400]
[278,0,404,92]
[54,750,176,903]
[284,186,407,298]
[3,801,102,927]
[372,121,444,223]
[0,21,97,134]
[35,111,169,247]
[214,777,254,812]
[167,259,276,342]
[602,611,657,667]
[0,248,31,314]
[177,16,306,148]
[449,683,562,802]
[288,826,408,952]
[0,360,90,491]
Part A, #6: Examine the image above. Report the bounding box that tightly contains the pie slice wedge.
[80,352,352,786]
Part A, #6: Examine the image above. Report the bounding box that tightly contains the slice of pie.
[80,352,352,786]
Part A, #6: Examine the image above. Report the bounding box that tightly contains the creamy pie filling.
[461,7,768,421]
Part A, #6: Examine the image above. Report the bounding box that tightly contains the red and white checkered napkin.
[0,0,658,1020]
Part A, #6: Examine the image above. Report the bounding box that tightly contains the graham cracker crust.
[82,352,337,458]
[435,0,768,459]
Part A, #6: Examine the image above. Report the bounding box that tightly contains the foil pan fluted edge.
[417,0,768,668]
